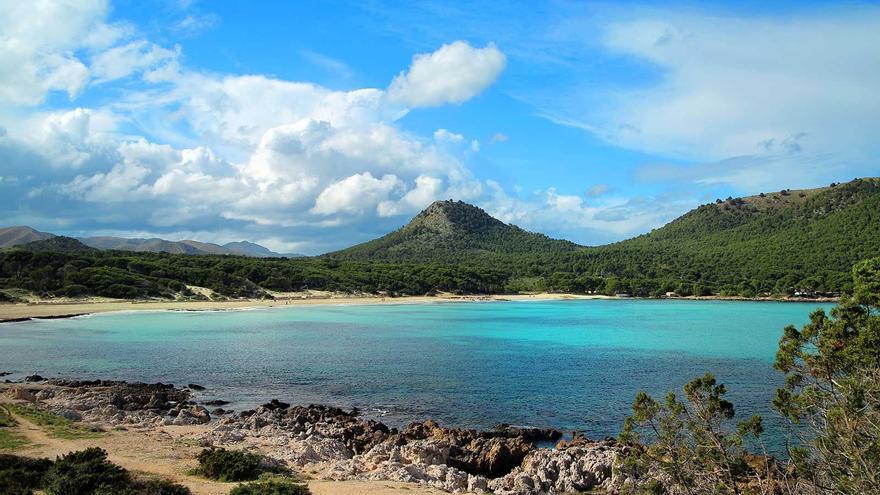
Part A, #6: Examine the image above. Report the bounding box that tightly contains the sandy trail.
[1,403,466,495]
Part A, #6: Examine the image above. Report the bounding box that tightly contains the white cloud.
[483,180,696,244]
[91,40,179,83]
[312,172,403,215]
[434,128,464,143]
[490,132,509,143]
[569,9,880,164]
[388,41,506,108]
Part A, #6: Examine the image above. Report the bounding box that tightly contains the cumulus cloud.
[0,0,184,105]
[312,173,403,215]
[387,41,506,108]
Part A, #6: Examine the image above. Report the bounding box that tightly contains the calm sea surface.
[0,299,828,447]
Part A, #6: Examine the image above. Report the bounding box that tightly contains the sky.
[0,0,878,254]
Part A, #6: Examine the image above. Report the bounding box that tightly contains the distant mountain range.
[0,227,302,258]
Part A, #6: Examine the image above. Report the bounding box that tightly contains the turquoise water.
[0,299,827,446]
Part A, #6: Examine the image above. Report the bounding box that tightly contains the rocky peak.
[409,200,505,235]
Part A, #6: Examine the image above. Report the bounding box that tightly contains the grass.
[0,429,28,450]
[0,406,29,450]
[6,403,103,440]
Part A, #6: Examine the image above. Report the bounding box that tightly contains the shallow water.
[0,299,828,449]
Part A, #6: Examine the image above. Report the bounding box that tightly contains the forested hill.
[0,178,877,300]
[579,177,880,295]
[326,199,581,262]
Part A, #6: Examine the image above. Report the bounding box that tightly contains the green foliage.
[621,256,880,494]
[196,448,274,482]
[619,374,771,494]
[42,447,131,495]
[773,257,880,494]
[6,404,102,439]
[0,454,52,495]
[95,478,192,495]
[1,448,191,495]
[229,476,311,495]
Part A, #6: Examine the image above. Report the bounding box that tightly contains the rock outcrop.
[4,379,627,494]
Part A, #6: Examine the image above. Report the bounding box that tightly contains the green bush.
[42,447,130,495]
[229,478,311,495]
[196,448,267,482]
[0,454,53,495]
[95,478,192,495]
[0,450,191,495]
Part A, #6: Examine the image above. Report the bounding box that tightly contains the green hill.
[19,236,97,253]
[575,177,880,296]
[326,199,580,262]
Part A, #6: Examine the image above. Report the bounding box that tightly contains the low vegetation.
[229,475,311,495]
[0,447,191,495]
[6,404,103,440]
[620,257,880,494]
[195,448,286,482]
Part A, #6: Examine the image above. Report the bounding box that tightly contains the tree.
[773,257,880,494]
[618,374,771,494]
[619,258,880,494]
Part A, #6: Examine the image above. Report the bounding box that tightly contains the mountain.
[19,236,97,253]
[326,199,581,262]
[579,177,880,295]
[80,236,219,255]
[0,226,54,248]
[222,241,303,258]
[57,236,294,258]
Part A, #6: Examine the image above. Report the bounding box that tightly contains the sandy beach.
[0,292,611,322]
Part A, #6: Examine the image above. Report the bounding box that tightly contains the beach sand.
[0,292,610,322]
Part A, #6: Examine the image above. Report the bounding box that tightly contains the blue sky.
[1,1,878,253]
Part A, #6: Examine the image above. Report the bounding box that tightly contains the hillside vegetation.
[328,200,580,262]
[0,178,877,300]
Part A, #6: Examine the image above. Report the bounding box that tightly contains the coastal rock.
[495,424,562,443]
[9,386,36,401]
[24,374,45,382]
[274,436,353,466]
[204,399,229,406]
[401,420,532,477]
[171,405,211,425]
[489,442,622,494]
[262,399,290,411]
[187,383,206,391]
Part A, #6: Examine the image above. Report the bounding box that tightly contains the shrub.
[0,454,53,495]
[229,477,311,495]
[42,447,130,495]
[95,478,192,495]
[196,448,266,482]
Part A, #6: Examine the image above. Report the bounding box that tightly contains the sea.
[0,299,829,451]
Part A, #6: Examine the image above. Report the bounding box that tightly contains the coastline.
[1,379,620,495]
[0,293,610,322]
[0,292,836,323]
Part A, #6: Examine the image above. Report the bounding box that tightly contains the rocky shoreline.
[3,378,629,494]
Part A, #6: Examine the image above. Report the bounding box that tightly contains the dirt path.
[1,402,464,495]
